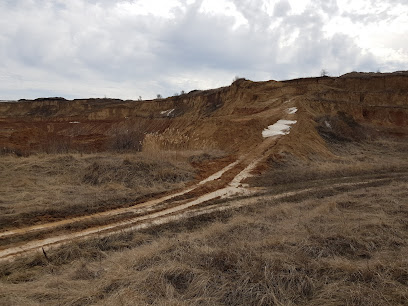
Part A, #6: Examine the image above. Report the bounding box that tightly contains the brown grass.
[0,137,407,305]
[252,138,408,187]
[0,151,203,230]
[0,174,407,305]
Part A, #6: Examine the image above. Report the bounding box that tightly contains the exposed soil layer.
[1,72,407,157]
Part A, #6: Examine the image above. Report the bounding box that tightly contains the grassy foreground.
[0,173,407,305]
[0,139,407,305]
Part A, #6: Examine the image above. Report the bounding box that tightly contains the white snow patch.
[69,121,80,124]
[160,109,175,116]
[324,120,332,129]
[262,120,297,138]
[287,107,297,114]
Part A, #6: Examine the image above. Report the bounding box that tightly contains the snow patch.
[287,107,297,114]
[262,120,297,138]
[69,121,80,124]
[160,109,175,116]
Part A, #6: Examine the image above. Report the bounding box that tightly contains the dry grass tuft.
[0,151,204,230]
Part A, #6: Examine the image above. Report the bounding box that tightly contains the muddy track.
[0,135,282,260]
[0,162,406,261]
[2,123,406,261]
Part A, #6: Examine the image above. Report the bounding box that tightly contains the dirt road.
[1,164,403,262]
[1,131,406,262]
[0,134,284,260]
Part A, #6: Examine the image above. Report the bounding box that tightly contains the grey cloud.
[341,0,408,24]
[232,0,272,30]
[159,10,276,71]
[0,0,403,100]
[273,0,291,17]
[342,10,394,24]
[314,0,338,15]
[369,0,407,6]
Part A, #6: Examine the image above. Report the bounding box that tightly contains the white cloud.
[200,0,248,29]
[116,0,182,18]
[286,0,308,14]
[0,0,407,100]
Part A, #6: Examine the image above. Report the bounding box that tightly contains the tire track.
[1,172,404,261]
[0,134,283,261]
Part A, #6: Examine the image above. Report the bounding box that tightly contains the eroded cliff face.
[1,72,407,157]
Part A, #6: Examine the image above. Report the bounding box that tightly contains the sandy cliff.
[1,72,407,157]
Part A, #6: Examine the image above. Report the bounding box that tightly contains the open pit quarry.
[0,72,407,261]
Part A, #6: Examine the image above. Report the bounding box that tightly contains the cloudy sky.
[0,0,407,100]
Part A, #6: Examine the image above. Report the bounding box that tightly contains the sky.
[0,0,407,100]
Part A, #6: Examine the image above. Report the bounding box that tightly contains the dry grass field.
[0,137,407,305]
[0,151,209,231]
[252,138,408,187]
